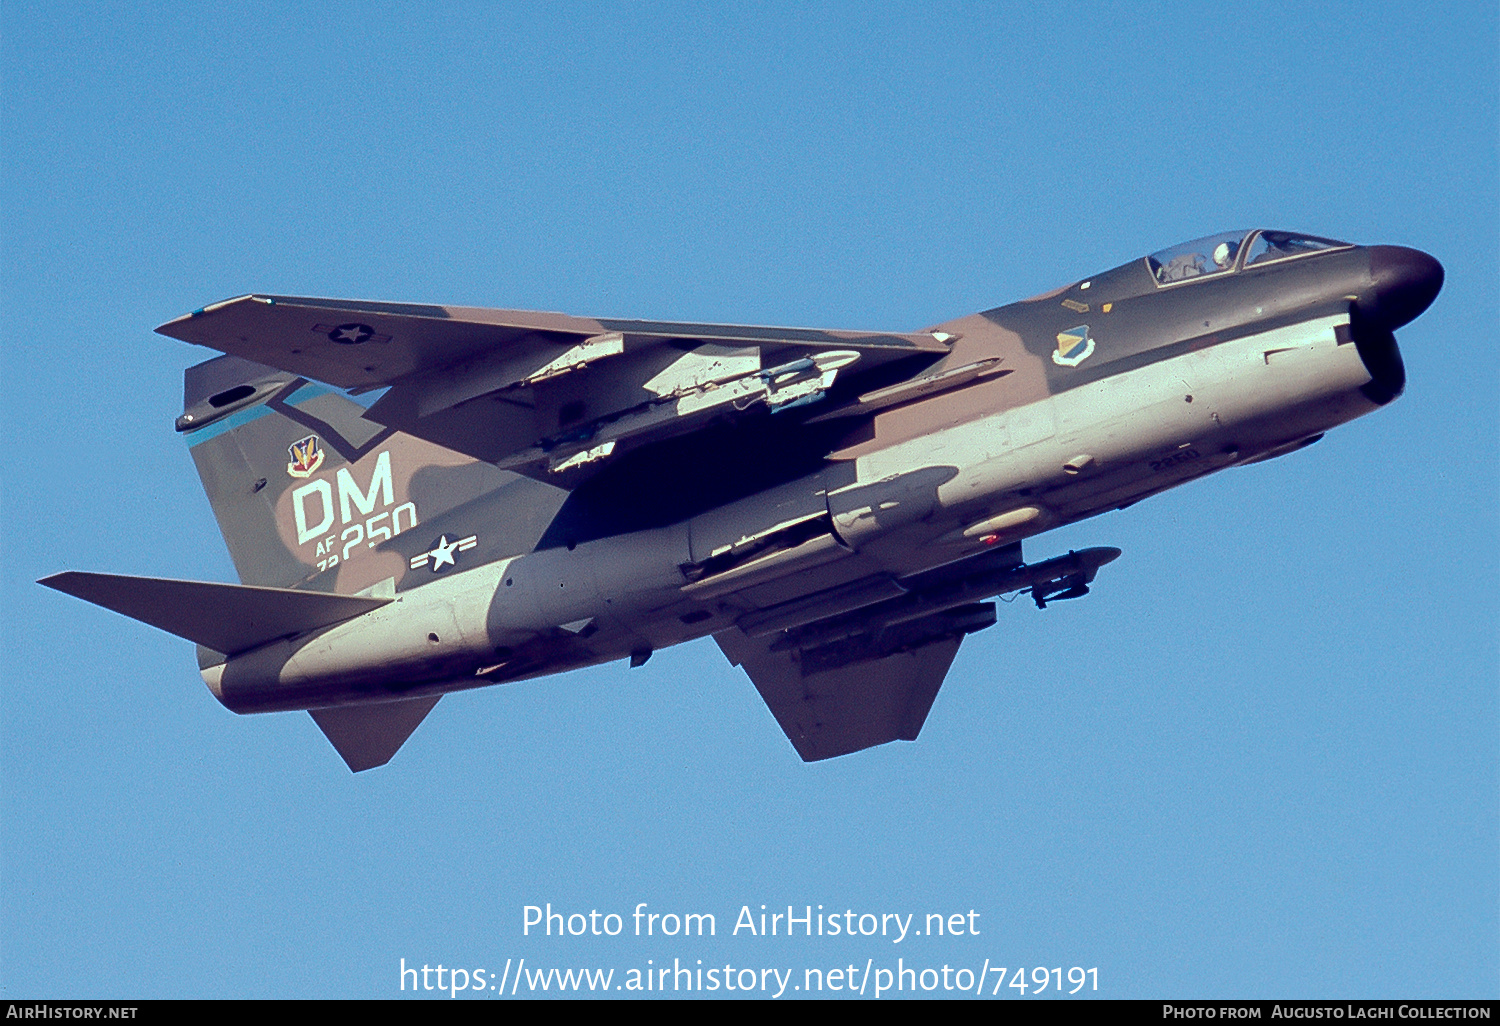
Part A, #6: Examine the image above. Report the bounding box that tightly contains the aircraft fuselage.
[201,239,1441,716]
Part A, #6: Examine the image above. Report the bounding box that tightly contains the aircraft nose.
[1359,246,1444,330]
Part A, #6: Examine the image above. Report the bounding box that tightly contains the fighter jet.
[41,230,1442,770]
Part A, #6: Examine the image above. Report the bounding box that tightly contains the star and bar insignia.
[410,535,478,572]
[311,322,392,345]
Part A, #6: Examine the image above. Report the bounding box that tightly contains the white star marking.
[429,535,458,570]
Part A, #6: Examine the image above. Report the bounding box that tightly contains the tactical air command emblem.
[1053,324,1095,367]
[287,435,325,478]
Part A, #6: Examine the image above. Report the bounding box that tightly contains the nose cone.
[1360,246,1444,329]
[1082,546,1123,568]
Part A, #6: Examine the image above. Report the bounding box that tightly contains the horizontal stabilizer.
[309,696,440,772]
[39,571,389,655]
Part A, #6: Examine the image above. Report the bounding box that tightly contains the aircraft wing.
[158,295,951,479]
[715,601,993,761]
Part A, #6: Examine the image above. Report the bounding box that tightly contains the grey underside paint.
[715,629,960,762]
[308,696,440,772]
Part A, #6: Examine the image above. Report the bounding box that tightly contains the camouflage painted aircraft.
[42,230,1442,770]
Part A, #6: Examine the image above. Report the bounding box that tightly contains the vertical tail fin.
[179,355,508,593]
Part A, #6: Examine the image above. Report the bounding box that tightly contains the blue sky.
[3,2,1495,999]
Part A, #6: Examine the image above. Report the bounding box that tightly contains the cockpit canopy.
[1147,230,1350,286]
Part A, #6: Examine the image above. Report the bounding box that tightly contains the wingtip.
[37,570,78,592]
[155,295,259,337]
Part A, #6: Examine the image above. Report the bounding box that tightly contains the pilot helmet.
[1212,241,1235,268]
